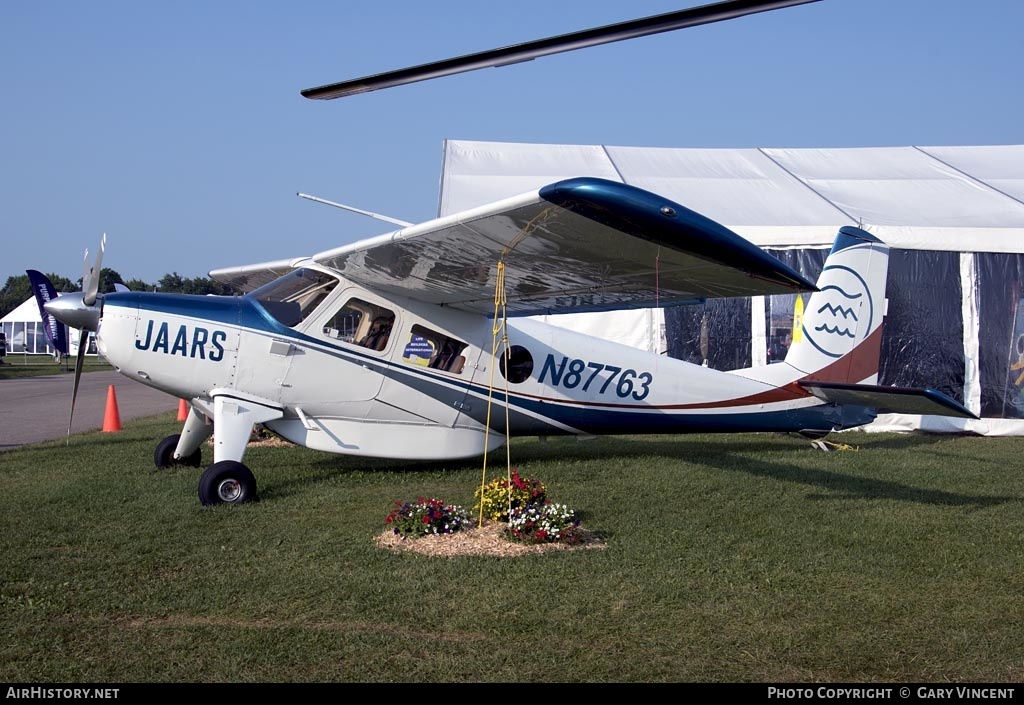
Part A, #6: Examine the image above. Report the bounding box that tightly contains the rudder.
[784,227,889,384]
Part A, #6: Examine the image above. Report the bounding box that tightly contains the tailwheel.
[198,461,257,506]
[154,434,202,469]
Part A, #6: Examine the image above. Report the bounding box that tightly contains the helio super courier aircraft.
[27,0,976,505]
[30,178,975,506]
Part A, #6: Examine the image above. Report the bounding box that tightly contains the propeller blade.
[81,247,90,296]
[67,330,89,445]
[302,0,820,100]
[83,233,106,306]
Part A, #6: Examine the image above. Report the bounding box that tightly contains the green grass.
[2,416,1023,683]
[0,356,112,379]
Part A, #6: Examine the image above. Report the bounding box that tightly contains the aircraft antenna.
[297,193,414,227]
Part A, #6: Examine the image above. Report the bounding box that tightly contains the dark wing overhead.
[301,0,821,100]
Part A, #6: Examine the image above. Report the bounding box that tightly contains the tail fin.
[26,270,69,356]
[784,227,889,384]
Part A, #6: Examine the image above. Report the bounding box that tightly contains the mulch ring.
[374,519,606,557]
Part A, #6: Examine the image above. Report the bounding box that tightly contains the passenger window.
[402,325,468,374]
[322,298,395,352]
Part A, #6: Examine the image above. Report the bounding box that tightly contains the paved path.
[0,370,181,450]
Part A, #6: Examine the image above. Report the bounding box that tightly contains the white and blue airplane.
[27,0,976,505]
[31,176,975,506]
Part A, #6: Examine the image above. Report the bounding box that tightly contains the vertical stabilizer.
[784,227,889,384]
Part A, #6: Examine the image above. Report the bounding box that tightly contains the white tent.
[1,295,90,358]
[438,140,1024,436]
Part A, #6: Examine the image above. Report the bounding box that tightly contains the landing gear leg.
[195,393,283,507]
[154,404,212,468]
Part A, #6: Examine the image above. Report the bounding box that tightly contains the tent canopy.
[438,140,1024,436]
[1,295,87,356]
[439,141,1024,252]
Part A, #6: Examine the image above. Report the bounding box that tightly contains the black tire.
[198,461,257,506]
[154,434,202,469]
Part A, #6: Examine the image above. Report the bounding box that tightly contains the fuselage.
[93,268,867,460]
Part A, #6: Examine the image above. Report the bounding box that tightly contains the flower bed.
[384,498,472,539]
[378,469,601,556]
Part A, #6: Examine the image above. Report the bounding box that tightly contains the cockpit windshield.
[248,268,338,328]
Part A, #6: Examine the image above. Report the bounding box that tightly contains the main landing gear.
[155,436,256,506]
[197,460,258,505]
[154,434,202,468]
[153,393,283,507]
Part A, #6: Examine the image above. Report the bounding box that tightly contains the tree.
[0,268,234,318]
[0,272,80,318]
[187,277,235,296]
[98,268,125,294]
[158,272,185,293]
[0,275,32,319]
[157,272,234,296]
[46,274,76,292]
[124,278,153,292]
[77,268,124,294]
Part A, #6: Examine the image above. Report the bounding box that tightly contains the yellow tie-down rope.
[811,439,858,452]
[475,215,544,528]
[478,259,515,528]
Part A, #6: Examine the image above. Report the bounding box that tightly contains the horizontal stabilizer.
[798,381,978,420]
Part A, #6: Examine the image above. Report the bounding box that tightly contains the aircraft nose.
[45,293,101,331]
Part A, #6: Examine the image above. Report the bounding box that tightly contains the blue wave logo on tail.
[26,270,69,356]
[814,285,861,338]
[804,266,873,358]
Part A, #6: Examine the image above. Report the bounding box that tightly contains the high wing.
[212,177,816,316]
[208,257,301,294]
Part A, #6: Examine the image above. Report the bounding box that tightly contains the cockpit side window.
[249,268,338,328]
[321,298,396,352]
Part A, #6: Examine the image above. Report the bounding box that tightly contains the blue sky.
[2,0,1021,285]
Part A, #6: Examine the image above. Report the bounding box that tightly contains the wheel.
[198,461,257,506]
[154,434,202,468]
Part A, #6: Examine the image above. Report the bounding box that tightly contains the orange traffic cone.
[102,385,123,432]
[177,398,189,421]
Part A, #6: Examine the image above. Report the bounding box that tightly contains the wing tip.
[540,177,816,292]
